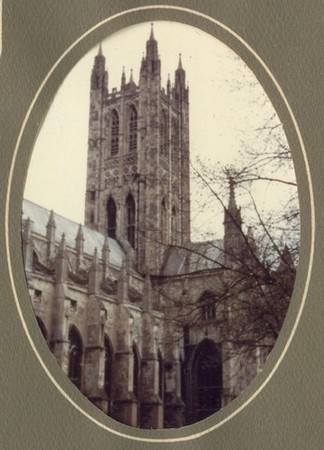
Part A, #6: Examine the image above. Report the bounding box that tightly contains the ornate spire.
[228,176,237,213]
[224,175,242,233]
[167,73,171,96]
[46,210,56,262]
[174,52,186,96]
[129,68,134,84]
[121,66,126,87]
[46,210,56,228]
[75,224,85,271]
[178,53,183,70]
[91,42,108,92]
[150,22,154,40]
[58,233,66,255]
[102,236,110,272]
[91,247,99,269]
[56,233,67,283]
[75,223,84,242]
[145,23,159,64]
[89,248,99,294]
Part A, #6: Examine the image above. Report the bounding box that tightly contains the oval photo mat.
[2,2,319,449]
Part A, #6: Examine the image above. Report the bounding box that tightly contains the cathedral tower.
[84,25,190,274]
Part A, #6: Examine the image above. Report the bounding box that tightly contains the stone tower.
[84,25,190,274]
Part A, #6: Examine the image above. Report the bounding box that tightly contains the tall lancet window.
[126,193,136,248]
[104,335,113,401]
[111,109,119,156]
[171,206,178,244]
[132,344,140,399]
[160,110,168,155]
[129,105,138,152]
[171,117,179,164]
[68,326,83,390]
[107,197,117,238]
[161,198,168,243]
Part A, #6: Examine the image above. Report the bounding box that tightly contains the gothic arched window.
[158,350,164,400]
[190,339,222,423]
[199,291,216,321]
[171,206,177,244]
[104,335,113,400]
[161,198,168,243]
[128,105,138,152]
[107,197,117,238]
[126,194,136,248]
[132,344,140,399]
[111,109,119,156]
[160,110,168,155]
[171,117,179,163]
[68,326,83,389]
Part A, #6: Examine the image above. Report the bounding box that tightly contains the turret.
[75,224,85,272]
[84,44,109,229]
[88,248,99,294]
[121,66,126,89]
[224,177,244,264]
[140,23,161,78]
[46,210,56,263]
[173,54,189,104]
[91,43,108,95]
[56,233,67,283]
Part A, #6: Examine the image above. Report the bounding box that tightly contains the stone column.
[111,267,138,426]
[139,276,163,429]
[163,330,185,428]
[83,300,109,414]
[51,234,70,373]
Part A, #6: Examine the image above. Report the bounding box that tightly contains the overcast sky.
[24,21,296,241]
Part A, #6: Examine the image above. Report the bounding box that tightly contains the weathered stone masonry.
[22,26,274,428]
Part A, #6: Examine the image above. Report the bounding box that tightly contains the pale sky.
[24,21,296,241]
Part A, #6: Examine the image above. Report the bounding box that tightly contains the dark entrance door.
[192,339,222,423]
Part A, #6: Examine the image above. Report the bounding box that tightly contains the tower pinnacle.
[91,43,108,92]
[150,22,154,40]
[228,176,237,213]
[178,53,183,70]
[145,23,159,65]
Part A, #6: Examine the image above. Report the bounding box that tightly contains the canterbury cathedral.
[22,26,293,428]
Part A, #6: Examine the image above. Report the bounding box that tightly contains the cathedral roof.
[22,199,124,268]
[161,240,224,276]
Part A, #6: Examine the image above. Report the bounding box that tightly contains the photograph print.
[22,21,299,429]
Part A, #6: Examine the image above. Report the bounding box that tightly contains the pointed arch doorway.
[187,339,223,423]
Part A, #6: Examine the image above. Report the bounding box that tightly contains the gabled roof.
[161,240,224,276]
[22,199,124,268]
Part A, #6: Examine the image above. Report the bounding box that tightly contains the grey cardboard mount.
[0,1,323,449]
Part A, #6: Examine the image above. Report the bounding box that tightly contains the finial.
[150,22,154,40]
[121,66,126,86]
[98,42,103,56]
[92,247,99,268]
[178,53,183,69]
[46,209,56,227]
[102,235,110,252]
[76,223,84,241]
[59,233,66,254]
[129,68,134,84]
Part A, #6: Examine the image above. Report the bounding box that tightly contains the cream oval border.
[5,5,314,444]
